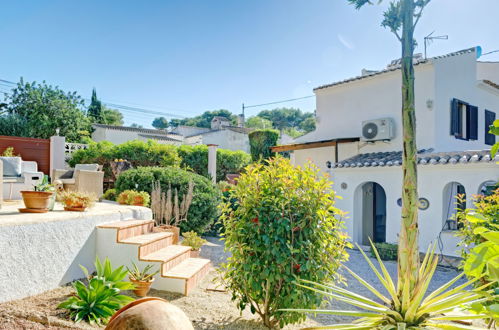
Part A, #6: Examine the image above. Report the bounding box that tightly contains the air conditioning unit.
[361,118,395,142]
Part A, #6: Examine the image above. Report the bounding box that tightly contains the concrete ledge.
[0,201,152,303]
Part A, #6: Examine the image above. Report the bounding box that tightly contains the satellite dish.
[362,122,378,140]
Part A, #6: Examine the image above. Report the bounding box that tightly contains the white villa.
[92,116,252,153]
[273,47,499,257]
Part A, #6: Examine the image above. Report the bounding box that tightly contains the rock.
[106,297,194,330]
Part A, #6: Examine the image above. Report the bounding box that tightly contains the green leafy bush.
[116,167,221,233]
[181,231,207,251]
[248,129,279,161]
[59,257,134,325]
[68,140,181,179]
[220,157,349,328]
[370,242,398,260]
[102,188,117,201]
[178,145,251,181]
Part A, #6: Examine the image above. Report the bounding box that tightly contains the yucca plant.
[283,241,494,329]
[58,277,134,325]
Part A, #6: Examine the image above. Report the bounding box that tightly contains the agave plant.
[127,262,159,282]
[283,242,494,329]
[58,277,134,325]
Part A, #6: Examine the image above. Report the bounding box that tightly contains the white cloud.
[337,34,355,50]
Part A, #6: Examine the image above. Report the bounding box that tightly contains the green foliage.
[0,78,90,142]
[285,242,489,329]
[170,109,237,128]
[257,108,311,130]
[181,231,207,250]
[248,129,279,161]
[100,107,124,126]
[299,116,316,133]
[87,88,103,122]
[152,116,169,129]
[69,140,181,178]
[490,119,499,157]
[59,257,134,325]
[0,146,17,157]
[127,262,159,282]
[102,188,118,201]
[220,157,349,328]
[178,145,251,181]
[370,242,398,261]
[245,116,273,129]
[116,167,221,233]
[58,277,133,325]
[457,190,499,326]
[130,123,143,128]
[282,127,303,139]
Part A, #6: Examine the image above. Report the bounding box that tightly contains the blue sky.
[1,0,498,127]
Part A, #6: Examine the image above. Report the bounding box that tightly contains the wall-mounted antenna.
[424,31,448,59]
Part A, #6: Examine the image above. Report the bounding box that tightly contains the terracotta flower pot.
[190,249,201,258]
[130,278,154,297]
[153,225,180,244]
[20,191,54,209]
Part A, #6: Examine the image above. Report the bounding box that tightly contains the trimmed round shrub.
[178,145,251,181]
[115,167,221,233]
[220,157,349,328]
[102,188,118,201]
[248,129,279,161]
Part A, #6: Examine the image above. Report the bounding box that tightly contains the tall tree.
[348,0,430,298]
[1,78,90,142]
[152,116,169,129]
[101,107,124,126]
[87,88,103,122]
[245,116,273,129]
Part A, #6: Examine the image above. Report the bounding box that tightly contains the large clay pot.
[20,191,54,209]
[106,297,194,330]
[130,278,154,297]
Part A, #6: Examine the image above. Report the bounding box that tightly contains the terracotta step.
[120,232,173,256]
[97,219,154,229]
[97,219,155,241]
[141,245,192,272]
[162,258,211,295]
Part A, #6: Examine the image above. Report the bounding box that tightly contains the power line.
[243,95,314,110]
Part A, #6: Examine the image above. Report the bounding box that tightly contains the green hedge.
[115,167,221,234]
[248,129,279,161]
[69,140,250,181]
[178,145,251,181]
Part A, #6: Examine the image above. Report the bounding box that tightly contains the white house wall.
[292,143,359,171]
[200,130,250,153]
[312,63,436,152]
[433,51,499,151]
[331,163,498,257]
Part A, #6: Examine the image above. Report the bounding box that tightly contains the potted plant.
[59,191,96,212]
[20,176,55,213]
[127,262,159,297]
[151,180,194,244]
[181,231,207,258]
[117,190,134,205]
[117,190,150,206]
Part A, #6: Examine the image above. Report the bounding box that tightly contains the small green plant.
[181,231,207,251]
[59,257,134,325]
[1,146,17,157]
[102,188,118,201]
[34,175,54,192]
[370,242,398,261]
[127,262,159,282]
[283,241,491,329]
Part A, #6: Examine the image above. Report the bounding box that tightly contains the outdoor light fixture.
[326,161,332,168]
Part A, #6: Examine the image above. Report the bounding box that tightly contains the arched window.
[478,181,498,197]
[442,182,466,230]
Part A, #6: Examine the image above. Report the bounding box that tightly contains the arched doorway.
[360,182,387,245]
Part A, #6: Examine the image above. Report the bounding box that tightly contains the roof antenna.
[424,31,448,59]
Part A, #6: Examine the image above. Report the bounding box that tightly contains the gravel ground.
[0,236,466,329]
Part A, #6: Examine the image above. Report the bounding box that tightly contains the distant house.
[92,116,252,153]
[272,47,499,257]
[91,124,183,145]
[171,116,252,153]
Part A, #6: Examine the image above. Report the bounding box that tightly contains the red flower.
[293,264,301,272]
[292,226,301,232]
[251,217,259,224]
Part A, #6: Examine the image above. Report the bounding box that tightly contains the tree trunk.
[397,0,420,299]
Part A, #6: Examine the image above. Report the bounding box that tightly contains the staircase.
[96,219,211,295]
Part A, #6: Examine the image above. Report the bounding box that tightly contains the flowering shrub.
[220,157,349,328]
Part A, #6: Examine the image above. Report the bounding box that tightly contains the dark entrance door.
[372,183,386,243]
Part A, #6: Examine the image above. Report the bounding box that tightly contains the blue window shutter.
[450,99,460,136]
[467,105,478,140]
[485,110,496,146]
